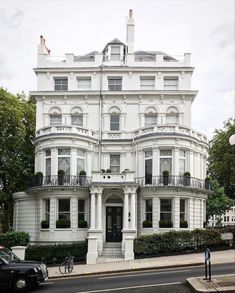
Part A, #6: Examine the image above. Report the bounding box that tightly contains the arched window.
[49,107,62,125]
[166,106,179,124]
[109,106,121,131]
[145,107,157,127]
[71,107,83,126]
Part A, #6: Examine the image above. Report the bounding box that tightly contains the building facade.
[13,10,210,264]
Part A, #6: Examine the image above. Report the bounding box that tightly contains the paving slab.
[187,274,235,293]
[47,249,235,279]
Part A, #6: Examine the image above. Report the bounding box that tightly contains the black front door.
[106,207,123,242]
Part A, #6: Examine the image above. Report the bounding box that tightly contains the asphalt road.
[34,263,235,293]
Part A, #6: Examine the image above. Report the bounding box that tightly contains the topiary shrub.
[56,219,70,228]
[143,220,152,228]
[0,231,30,248]
[106,169,112,173]
[78,220,88,228]
[41,220,49,229]
[180,220,188,228]
[159,220,173,228]
[25,241,87,263]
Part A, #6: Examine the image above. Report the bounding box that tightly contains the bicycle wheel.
[67,260,74,273]
[59,261,67,274]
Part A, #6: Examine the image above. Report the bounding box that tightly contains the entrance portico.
[86,171,137,264]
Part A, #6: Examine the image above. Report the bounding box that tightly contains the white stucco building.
[13,10,210,264]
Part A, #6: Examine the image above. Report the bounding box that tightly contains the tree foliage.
[208,119,235,199]
[0,88,35,231]
[206,179,233,221]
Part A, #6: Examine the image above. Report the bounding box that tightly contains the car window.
[0,256,9,265]
[0,248,20,262]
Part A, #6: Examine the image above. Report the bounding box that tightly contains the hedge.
[134,229,228,257]
[0,231,30,248]
[25,241,87,264]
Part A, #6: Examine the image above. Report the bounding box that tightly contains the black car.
[0,246,48,292]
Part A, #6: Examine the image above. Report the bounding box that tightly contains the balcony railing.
[136,175,211,190]
[27,174,210,191]
[28,175,91,188]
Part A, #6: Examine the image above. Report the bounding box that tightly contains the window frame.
[108,78,122,91]
[54,77,68,91]
[58,198,70,221]
[140,77,155,90]
[110,113,120,131]
[145,199,153,224]
[77,77,91,90]
[163,76,178,90]
[160,199,172,222]
[110,154,120,173]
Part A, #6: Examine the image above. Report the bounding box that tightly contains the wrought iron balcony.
[27,175,91,188]
[136,175,211,190]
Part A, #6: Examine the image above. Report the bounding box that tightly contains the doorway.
[106,206,123,242]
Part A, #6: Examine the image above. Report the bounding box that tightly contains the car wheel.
[13,276,30,292]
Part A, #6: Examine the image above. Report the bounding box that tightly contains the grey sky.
[0,0,234,139]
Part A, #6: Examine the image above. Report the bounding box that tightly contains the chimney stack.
[126,9,134,54]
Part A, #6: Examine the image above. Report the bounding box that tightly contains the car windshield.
[0,247,20,262]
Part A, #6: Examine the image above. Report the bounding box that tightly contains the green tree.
[206,179,233,224]
[0,88,35,231]
[208,119,235,199]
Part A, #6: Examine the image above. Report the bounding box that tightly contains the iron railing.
[28,175,210,190]
[28,175,91,188]
[136,175,211,190]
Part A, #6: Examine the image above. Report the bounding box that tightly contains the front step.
[97,242,124,263]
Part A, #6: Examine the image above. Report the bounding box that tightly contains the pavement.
[48,249,235,292]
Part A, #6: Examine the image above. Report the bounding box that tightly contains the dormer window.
[111,46,121,60]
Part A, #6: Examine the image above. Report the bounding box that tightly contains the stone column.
[152,147,159,178]
[38,150,43,173]
[139,113,144,128]
[174,197,180,229]
[174,148,179,176]
[51,148,57,176]
[86,150,92,177]
[90,192,96,229]
[131,192,136,229]
[138,150,144,178]
[123,191,129,229]
[189,151,194,177]
[97,192,102,230]
[71,148,77,176]
[188,197,194,229]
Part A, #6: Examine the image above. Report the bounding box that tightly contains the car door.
[0,258,12,290]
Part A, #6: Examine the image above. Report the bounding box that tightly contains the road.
[35,263,234,293]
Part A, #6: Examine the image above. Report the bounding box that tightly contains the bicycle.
[59,254,74,274]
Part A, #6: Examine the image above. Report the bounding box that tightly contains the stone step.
[103,242,122,248]
[97,255,125,263]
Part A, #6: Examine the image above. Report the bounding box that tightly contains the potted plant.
[143,220,152,228]
[180,220,188,228]
[79,170,86,186]
[56,218,70,228]
[41,220,49,229]
[205,176,211,189]
[57,169,65,185]
[106,169,112,173]
[183,172,191,186]
[162,170,169,186]
[159,220,173,228]
[35,171,43,186]
[78,220,88,228]
[100,169,105,173]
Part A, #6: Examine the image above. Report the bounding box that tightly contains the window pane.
[58,157,70,175]
[110,155,120,173]
[54,78,68,91]
[46,158,51,177]
[77,158,85,175]
[77,78,91,90]
[145,114,157,126]
[166,114,178,124]
[59,199,70,212]
[111,46,121,60]
[110,114,120,130]
[140,78,155,90]
[46,149,51,157]
[160,150,172,156]
[160,158,172,174]
[58,149,70,156]
[164,77,178,90]
[145,151,152,158]
[108,78,122,91]
[50,114,62,125]
[77,149,85,157]
[72,114,83,126]
[78,200,85,212]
